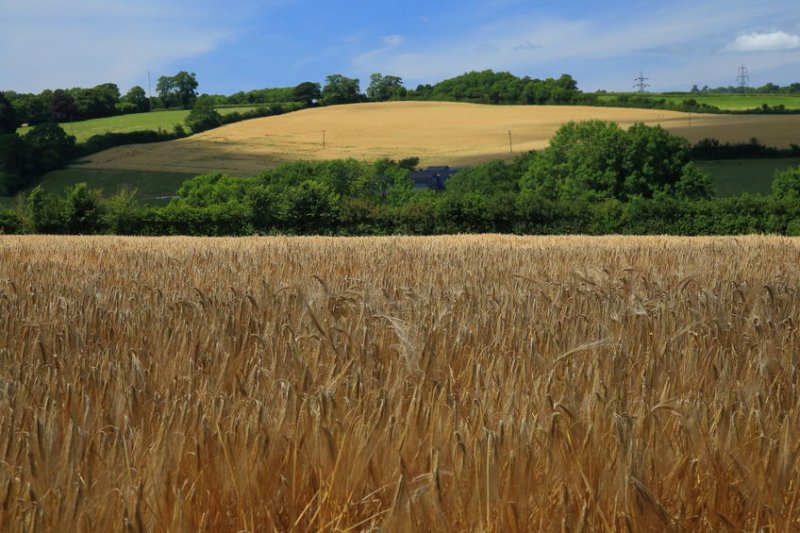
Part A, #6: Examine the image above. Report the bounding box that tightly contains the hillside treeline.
[690,82,800,94]
[0,96,301,196]
[595,94,799,115]
[3,121,800,236]
[408,71,583,104]
[0,69,585,129]
[197,71,586,107]
[1,72,307,126]
[6,70,800,130]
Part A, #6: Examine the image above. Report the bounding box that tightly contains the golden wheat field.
[2,235,800,531]
[80,101,800,176]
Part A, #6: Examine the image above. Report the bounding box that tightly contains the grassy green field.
[696,158,800,196]
[595,93,800,110]
[16,106,259,142]
[0,168,194,208]
[0,158,796,210]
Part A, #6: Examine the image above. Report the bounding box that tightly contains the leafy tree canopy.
[185,97,223,133]
[157,71,199,109]
[321,74,361,105]
[415,70,582,105]
[120,86,149,113]
[292,82,322,106]
[24,123,76,175]
[366,74,406,102]
[520,120,712,201]
[0,92,19,135]
[772,166,800,199]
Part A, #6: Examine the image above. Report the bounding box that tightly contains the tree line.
[0,69,586,128]
[3,121,800,236]
[2,71,249,126]
[689,82,800,94]
[0,92,302,196]
[6,70,799,130]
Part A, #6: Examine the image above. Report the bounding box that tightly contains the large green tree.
[71,83,120,119]
[0,134,32,195]
[120,86,149,113]
[366,74,406,101]
[24,123,77,176]
[6,92,49,125]
[321,74,361,105]
[49,90,77,121]
[292,82,321,106]
[0,93,19,135]
[520,120,712,201]
[157,71,199,109]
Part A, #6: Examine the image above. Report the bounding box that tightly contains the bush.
[787,219,800,237]
[63,183,105,234]
[77,129,185,157]
[0,208,21,234]
[26,185,67,234]
[772,166,800,199]
[185,101,223,134]
[283,181,340,234]
[24,123,76,175]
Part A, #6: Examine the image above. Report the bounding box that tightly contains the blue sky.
[2,0,799,95]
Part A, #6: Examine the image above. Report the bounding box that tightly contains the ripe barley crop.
[1,235,799,531]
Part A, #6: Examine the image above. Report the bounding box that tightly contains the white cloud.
[382,35,405,47]
[0,0,237,92]
[728,31,800,52]
[514,41,538,52]
[351,0,800,90]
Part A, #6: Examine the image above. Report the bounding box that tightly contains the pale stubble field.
[1,235,799,531]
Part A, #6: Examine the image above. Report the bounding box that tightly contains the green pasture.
[595,93,800,111]
[697,158,800,196]
[17,106,259,142]
[2,156,797,210]
[0,168,196,208]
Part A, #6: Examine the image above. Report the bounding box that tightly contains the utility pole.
[508,130,513,154]
[148,70,153,112]
[737,65,750,92]
[634,72,650,93]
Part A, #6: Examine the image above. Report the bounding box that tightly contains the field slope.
[595,92,800,110]
[17,106,259,142]
[77,101,800,176]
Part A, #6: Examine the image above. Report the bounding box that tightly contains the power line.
[634,72,650,93]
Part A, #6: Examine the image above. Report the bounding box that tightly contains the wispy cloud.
[2,0,799,94]
[514,41,538,52]
[351,0,800,90]
[382,35,405,47]
[728,31,800,52]
[0,0,239,92]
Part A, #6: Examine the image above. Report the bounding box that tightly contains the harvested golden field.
[2,235,800,531]
[80,101,800,176]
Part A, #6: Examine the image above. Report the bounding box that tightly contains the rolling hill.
[77,101,800,177]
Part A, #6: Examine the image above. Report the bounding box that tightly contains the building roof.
[409,166,459,190]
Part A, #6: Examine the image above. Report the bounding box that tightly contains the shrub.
[185,101,223,134]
